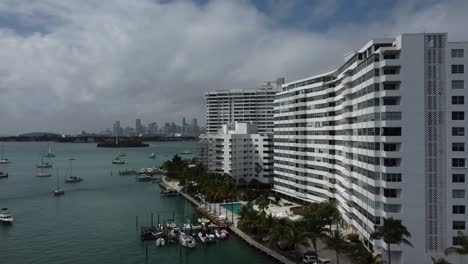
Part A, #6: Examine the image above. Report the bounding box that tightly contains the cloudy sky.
[0,0,467,135]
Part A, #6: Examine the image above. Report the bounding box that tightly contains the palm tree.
[303,213,327,258]
[431,257,451,264]
[444,231,468,256]
[324,230,347,264]
[286,224,311,257]
[370,218,413,264]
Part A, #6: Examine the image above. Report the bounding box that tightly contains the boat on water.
[155,237,165,248]
[160,188,179,196]
[180,151,192,155]
[44,143,55,158]
[112,157,125,164]
[140,226,164,241]
[36,156,52,168]
[119,152,126,157]
[0,172,8,178]
[179,233,196,248]
[197,217,210,224]
[64,158,82,183]
[197,232,215,243]
[149,153,156,159]
[65,176,83,183]
[53,169,65,196]
[0,208,14,224]
[0,144,11,164]
[136,175,152,182]
[36,172,52,177]
[214,229,227,239]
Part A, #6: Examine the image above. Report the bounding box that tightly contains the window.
[454,236,464,246]
[384,158,400,167]
[384,189,398,198]
[453,221,466,230]
[452,158,466,168]
[384,143,398,151]
[452,143,465,152]
[452,80,465,89]
[383,173,402,182]
[453,190,466,199]
[452,111,465,120]
[382,127,402,136]
[383,97,400,106]
[452,65,465,74]
[453,174,465,183]
[453,205,465,214]
[452,49,465,58]
[452,127,465,136]
[452,96,465,105]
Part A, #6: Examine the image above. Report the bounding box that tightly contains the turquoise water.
[0,142,273,264]
[221,203,244,214]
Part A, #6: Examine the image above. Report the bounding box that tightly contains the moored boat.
[0,144,11,164]
[179,233,196,248]
[53,168,65,196]
[155,237,165,247]
[112,157,125,164]
[149,153,156,159]
[180,150,192,155]
[0,172,8,178]
[136,175,152,182]
[65,176,83,183]
[0,208,14,224]
[45,143,55,158]
[36,172,52,177]
[161,188,179,196]
[36,156,52,168]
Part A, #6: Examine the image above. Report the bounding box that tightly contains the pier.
[160,177,295,264]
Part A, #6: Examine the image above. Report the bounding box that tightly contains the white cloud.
[0,0,466,134]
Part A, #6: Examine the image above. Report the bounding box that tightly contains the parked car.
[302,250,318,263]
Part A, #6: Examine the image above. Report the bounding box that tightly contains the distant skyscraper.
[182,117,187,134]
[135,119,142,135]
[112,121,121,136]
[191,118,199,136]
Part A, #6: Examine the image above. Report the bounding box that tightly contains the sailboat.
[0,143,11,164]
[53,168,64,196]
[45,143,55,158]
[65,158,82,183]
[36,166,52,177]
[36,155,52,168]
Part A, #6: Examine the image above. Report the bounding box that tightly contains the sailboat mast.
[69,159,73,177]
[1,143,4,159]
[56,168,59,189]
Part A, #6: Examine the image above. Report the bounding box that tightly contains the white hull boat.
[155,238,165,247]
[0,208,14,224]
[179,233,196,248]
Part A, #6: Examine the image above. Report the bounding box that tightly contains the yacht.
[36,156,52,168]
[180,151,192,155]
[36,171,52,177]
[112,157,125,164]
[179,233,196,248]
[0,144,11,164]
[0,172,8,178]
[45,143,55,158]
[0,208,14,224]
[64,158,82,183]
[53,169,65,196]
[149,153,156,159]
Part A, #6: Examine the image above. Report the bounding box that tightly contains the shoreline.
[160,176,295,264]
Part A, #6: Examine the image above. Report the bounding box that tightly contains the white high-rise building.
[205,78,284,134]
[273,33,467,263]
[200,122,274,184]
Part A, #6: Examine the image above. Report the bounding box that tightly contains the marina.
[0,141,272,264]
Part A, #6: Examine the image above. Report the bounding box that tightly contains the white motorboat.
[0,144,11,164]
[221,229,230,237]
[36,172,52,177]
[155,238,165,248]
[197,217,210,224]
[112,157,125,164]
[197,232,207,243]
[180,151,192,155]
[179,233,196,248]
[0,208,14,224]
[214,229,226,239]
[119,152,126,157]
[149,153,156,159]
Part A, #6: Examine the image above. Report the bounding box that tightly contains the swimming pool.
[221,203,244,214]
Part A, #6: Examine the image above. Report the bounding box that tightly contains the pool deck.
[160,177,296,264]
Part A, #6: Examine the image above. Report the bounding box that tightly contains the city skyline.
[1,1,467,135]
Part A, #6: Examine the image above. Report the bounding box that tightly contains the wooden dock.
[229,226,295,264]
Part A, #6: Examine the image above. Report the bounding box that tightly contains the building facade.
[205,78,284,134]
[273,33,467,263]
[200,122,274,184]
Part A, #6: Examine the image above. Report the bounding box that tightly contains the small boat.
[180,151,192,155]
[53,169,65,196]
[45,143,55,158]
[214,229,226,239]
[0,144,11,164]
[140,227,164,241]
[0,208,14,224]
[160,188,179,196]
[36,156,52,168]
[166,221,177,229]
[0,172,8,178]
[149,153,156,159]
[119,152,126,157]
[112,157,125,164]
[65,176,83,183]
[221,229,230,237]
[179,233,196,248]
[197,232,207,243]
[136,175,152,182]
[197,217,210,224]
[155,238,165,247]
[36,171,52,177]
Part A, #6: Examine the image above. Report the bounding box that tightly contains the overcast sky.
[0,0,467,135]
